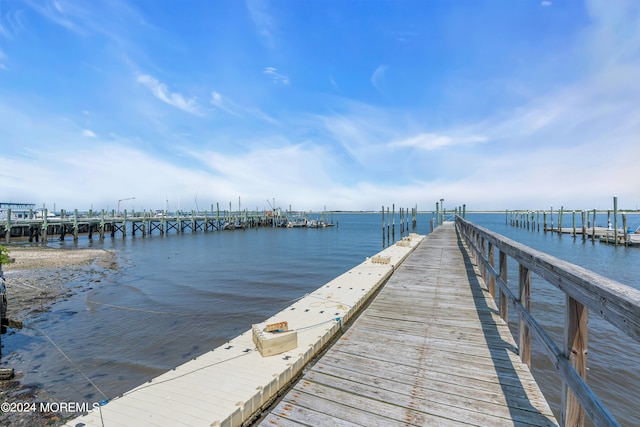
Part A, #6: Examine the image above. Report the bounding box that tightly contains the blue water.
[2,212,639,426]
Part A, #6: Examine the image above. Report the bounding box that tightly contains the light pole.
[440,198,444,224]
[118,197,136,214]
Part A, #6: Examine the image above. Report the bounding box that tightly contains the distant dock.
[506,208,640,247]
[0,206,337,244]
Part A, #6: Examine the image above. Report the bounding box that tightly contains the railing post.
[499,250,508,321]
[488,242,495,297]
[562,296,588,427]
[480,236,486,284]
[518,264,531,367]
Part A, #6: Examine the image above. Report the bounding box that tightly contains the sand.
[3,246,116,271]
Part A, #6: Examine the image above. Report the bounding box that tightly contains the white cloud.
[541,1,552,6]
[263,67,290,85]
[136,74,200,115]
[392,133,487,151]
[82,129,96,137]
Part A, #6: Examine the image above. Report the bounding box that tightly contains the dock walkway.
[260,222,558,426]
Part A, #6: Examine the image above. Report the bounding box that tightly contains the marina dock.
[0,207,338,244]
[259,222,557,426]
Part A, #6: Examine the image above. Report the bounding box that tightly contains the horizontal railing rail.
[456,216,640,427]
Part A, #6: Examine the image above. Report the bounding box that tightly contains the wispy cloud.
[21,0,85,34]
[210,91,279,124]
[136,74,200,115]
[541,1,552,6]
[0,6,26,39]
[263,67,290,85]
[371,65,388,94]
[82,129,96,137]
[329,74,340,92]
[246,0,275,49]
[210,91,242,117]
[391,133,488,151]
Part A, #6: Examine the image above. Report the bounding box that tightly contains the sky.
[1,0,639,213]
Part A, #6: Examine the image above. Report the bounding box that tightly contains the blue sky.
[1,0,639,212]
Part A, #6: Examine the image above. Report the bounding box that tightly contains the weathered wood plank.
[315,352,555,410]
[306,366,556,422]
[260,223,558,427]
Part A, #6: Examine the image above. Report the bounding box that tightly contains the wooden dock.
[260,222,557,426]
[0,207,336,244]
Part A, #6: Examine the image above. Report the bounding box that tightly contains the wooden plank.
[280,380,472,427]
[260,223,557,427]
[303,369,556,426]
[315,352,554,410]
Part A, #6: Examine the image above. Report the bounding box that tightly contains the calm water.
[2,212,639,426]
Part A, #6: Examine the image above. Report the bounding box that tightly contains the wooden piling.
[613,196,618,246]
[42,209,48,243]
[100,210,105,239]
[558,206,564,235]
[73,209,79,242]
[386,206,390,243]
[392,204,395,240]
[381,205,385,245]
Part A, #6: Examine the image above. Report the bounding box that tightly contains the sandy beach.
[1,246,117,427]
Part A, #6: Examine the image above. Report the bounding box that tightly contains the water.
[1,212,638,426]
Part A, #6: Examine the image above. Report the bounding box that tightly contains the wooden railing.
[455,216,640,427]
